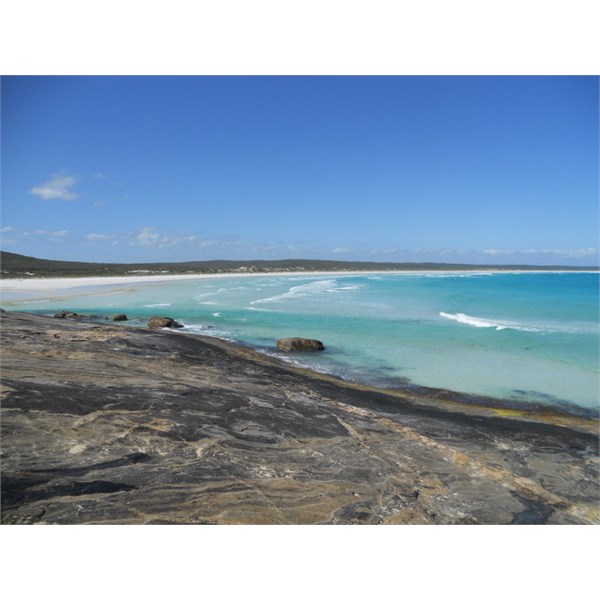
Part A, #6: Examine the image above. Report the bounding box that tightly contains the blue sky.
[1,76,598,265]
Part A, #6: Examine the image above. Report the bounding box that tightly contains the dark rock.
[111,314,128,322]
[54,311,79,319]
[276,337,325,352]
[1,311,598,525]
[148,316,184,329]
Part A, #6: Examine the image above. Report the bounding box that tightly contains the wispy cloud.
[30,174,78,201]
[0,227,70,245]
[86,233,117,241]
[84,228,199,249]
[484,247,598,258]
[130,227,197,248]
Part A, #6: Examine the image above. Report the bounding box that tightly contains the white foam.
[326,285,363,292]
[194,290,224,299]
[439,312,537,331]
[438,311,597,334]
[211,312,222,317]
[251,279,338,304]
[144,303,172,307]
[425,272,494,278]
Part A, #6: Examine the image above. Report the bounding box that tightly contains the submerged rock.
[148,316,183,329]
[276,337,325,352]
[111,314,128,322]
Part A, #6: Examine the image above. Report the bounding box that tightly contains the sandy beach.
[2,268,594,299]
[0,271,386,300]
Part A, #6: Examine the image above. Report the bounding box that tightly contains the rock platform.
[1,311,598,524]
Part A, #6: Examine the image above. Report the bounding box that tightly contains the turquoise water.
[4,272,599,413]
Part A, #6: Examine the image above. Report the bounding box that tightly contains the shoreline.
[1,311,598,524]
[1,268,598,295]
[2,307,598,422]
[1,270,597,415]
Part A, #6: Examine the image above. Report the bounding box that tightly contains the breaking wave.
[251,279,338,304]
[439,312,539,331]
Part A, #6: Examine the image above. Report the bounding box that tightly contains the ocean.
[4,271,599,414]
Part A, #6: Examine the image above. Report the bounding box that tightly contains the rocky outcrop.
[1,311,598,525]
[54,311,79,319]
[111,314,128,321]
[276,337,325,352]
[147,316,183,329]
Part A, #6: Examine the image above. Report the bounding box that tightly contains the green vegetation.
[0,251,596,279]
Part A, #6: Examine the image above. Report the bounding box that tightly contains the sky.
[1,75,598,265]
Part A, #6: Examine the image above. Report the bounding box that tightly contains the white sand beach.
[0,270,388,293]
[1,269,591,302]
[0,270,401,302]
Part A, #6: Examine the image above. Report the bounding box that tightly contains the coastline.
[1,311,598,524]
[1,270,597,414]
[1,268,598,295]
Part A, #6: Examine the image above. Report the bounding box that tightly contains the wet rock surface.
[147,316,183,329]
[276,337,325,352]
[1,311,598,525]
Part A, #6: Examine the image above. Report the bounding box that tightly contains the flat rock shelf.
[1,311,598,524]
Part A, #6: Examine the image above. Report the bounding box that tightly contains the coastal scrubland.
[1,251,596,279]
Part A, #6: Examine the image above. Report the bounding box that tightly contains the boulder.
[276,337,325,352]
[111,314,128,321]
[148,316,184,329]
[54,311,79,319]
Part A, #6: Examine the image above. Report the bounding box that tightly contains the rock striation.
[1,311,598,525]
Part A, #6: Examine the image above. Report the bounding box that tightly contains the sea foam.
[251,279,338,304]
[439,312,537,331]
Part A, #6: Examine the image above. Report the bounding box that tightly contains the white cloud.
[484,247,597,258]
[86,233,116,241]
[30,175,78,201]
[130,227,177,248]
[332,247,352,254]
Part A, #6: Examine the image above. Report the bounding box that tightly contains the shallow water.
[4,271,599,412]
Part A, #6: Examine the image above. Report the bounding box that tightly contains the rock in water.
[148,316,184,329]
[276,337,325,352]
[111,314,128,321]
[54,311,79,319]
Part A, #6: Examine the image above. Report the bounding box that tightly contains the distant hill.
[0,251,597,278]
